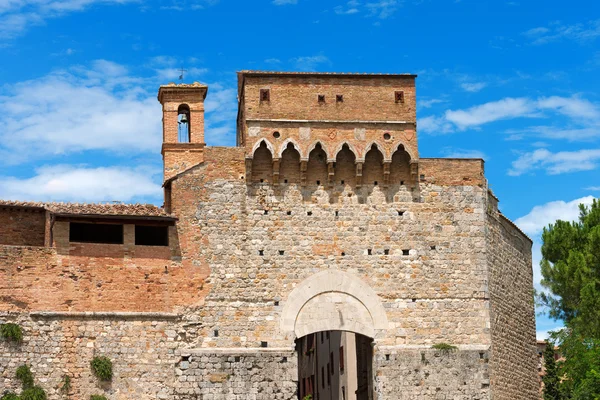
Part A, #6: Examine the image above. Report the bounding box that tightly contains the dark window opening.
[279,250,285,255]
[69,222,123,244]
[398,210,405,216]
[235,356,241,362]
[318,94,325,103]
[214,330,219,337]
[402,249,410,255]
[367,249,372,255]
[260,89,270,102]
[384,249,390,255]
[287,211,292,215]
[383,132,391,140]
[395,90,405,103]
[336,94,343,102]
[261,341,268,348]
[135,225,169,246]
[259,250,264,256]
[273,131,281,139]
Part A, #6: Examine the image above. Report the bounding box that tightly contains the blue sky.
[0,0,598,339]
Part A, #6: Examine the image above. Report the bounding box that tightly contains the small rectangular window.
[336,94,343,102]
[69,222,123,244]
[260,89,270,102]
[339,346,345,371]
[395,90,405,103]
[318,94,325,103]
[135,225,169,246]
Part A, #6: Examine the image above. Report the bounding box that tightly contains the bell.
[179,113,189,124]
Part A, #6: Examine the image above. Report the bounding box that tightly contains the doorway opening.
[296,331,373,400]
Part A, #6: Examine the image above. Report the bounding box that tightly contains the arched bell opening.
[335,144,356,187]
[363,144,384,186]
[280,143,301,185]
[306,143,328,186]
[177,104,191,143]
[251,141,273,183]
[390,145,412,186]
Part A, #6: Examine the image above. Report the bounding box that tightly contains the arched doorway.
[281,270,387,400]
[297,330,373,400]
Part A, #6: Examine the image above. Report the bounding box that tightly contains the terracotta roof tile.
[0,200,169,217]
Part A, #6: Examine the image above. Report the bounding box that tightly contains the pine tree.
[543,343,561,400]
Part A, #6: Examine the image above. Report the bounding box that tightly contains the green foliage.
[0,323,23,343]
[543,344,561,400]
[539,199,600,336]
[20,386,47,400]
[90,396,107,400]
[302,395,313,400]
[1,393,19,400]
[90,356,113,381]
[60,374,71,395]
[431,343,458,352]
[16,365,34,390]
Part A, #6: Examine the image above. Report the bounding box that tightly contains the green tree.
[543,343,561,400]
[540,198,600,337]
[540,198,600,399]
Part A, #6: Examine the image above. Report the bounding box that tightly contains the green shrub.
[1,393,19,400]
[90,395,107,400]
[60,374,71,394]
[302,395,313,400]
[0,323,23,343]
[431,342,458,352]
[20,386,47,400]
[90,356,112,381]
[16,365,34,389]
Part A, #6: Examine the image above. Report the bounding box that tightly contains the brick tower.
[158,82,208,181]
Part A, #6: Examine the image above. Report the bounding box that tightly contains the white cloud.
[365,0,398,19]
[445,97,536,129]
[523,19,600,45]
[508,148,600,176]
[291,55,331,71]
[334,1,360,14]
[0,165,161,203]
[515,196,595,237]
[417,115,453,134]
[0,61,161,163]
[460,82,487,92]
[0,0,138,40]
[418,98,445,109]
[419,95,600,137]
[585,186,600,191]
[441,148,487,159]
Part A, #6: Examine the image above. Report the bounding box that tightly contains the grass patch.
[431,343,458,352]
[1,393,19,400]
[20,386,47,400]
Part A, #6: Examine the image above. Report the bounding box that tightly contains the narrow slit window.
[260,89,270,102]
[336,94,343,103]
[318,94,325,103]
[135,225,169,246]
[69,222,123,244]
[395,90,405,103]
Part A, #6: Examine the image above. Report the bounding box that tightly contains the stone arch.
[279,142,301,184]
[335,143,356,186]
[281,270,388,339]
[306,143,328,186]
[277,138,301,159]
[304,140,330,161]
[363,140,387,161]
[251,141,273,183]
[332,141,359,162]
[251,139,275,158]
[392,141,418,162]
[363,143,384,185]
[390,144,412,185]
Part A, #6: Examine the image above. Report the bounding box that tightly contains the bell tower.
[158,82,208,181]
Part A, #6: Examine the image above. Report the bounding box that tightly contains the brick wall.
[0,208,46,247]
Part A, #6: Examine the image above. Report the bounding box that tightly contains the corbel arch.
[303,140,330,161]
[331,141,359,162]
[363,140,388,161]
[392,141,418,162]
[251,139,276,158]
[280,270,389,339]
[277,138,301,159]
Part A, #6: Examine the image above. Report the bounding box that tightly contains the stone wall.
[486,200,539,400]
[374,348,490,399]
